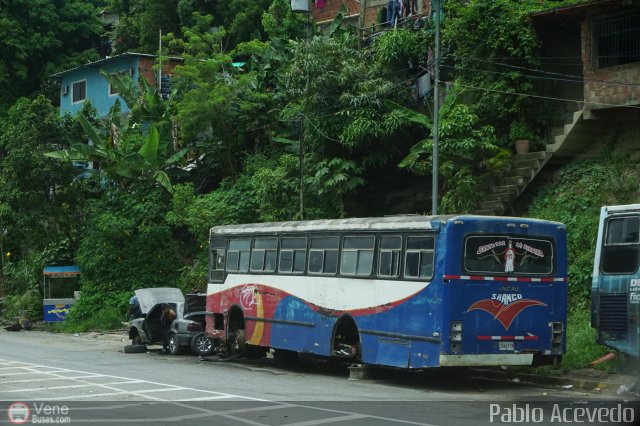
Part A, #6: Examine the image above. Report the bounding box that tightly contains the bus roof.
[603,204,640,213]
[209,214,564,237]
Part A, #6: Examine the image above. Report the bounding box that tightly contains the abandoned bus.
[592,204,640,357]
[205,215,567,368]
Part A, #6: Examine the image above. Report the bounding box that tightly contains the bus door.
[446,233,565,365]
[592,206,640,357]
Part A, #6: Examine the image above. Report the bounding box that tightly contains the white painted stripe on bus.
[212,275,430,311]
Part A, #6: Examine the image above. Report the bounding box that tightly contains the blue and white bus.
[592,204,640,358]
[205,214,568,368]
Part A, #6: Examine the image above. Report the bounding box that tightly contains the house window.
[72,80,87,103]
[109,79,117,96]
[593,12,640,69]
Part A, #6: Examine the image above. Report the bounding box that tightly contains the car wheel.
[167,333,181,355]
[191,332,214,356]
[124,344,147,354]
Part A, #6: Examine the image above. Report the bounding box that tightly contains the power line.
[451,81,640,110]
[439,64,640,89]
[449,54,640,89]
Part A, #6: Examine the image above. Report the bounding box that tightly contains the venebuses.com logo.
[7,402,30,424]
[7,401,71,424]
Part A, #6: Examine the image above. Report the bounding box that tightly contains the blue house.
[52,52,182,118]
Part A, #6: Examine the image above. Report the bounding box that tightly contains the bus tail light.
[550,322,563,353]
[450,321,462,352]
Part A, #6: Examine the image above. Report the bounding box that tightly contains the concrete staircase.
[473,151,552,216]
[472,107,594,216]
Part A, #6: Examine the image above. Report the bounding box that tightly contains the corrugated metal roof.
[51,52,183,78]
[210,215,453,236]
[209,214,565,236]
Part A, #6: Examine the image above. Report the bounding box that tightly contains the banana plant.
[46,72,189,193]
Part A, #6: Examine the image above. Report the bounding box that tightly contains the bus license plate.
[499,341,514,351]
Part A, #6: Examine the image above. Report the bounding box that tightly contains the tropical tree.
[0,96,83,257]
[0,0,104,113]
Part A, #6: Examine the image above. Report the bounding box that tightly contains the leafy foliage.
[0,96,84,256]
[68,187,181,322]
[527,153,640,311]
[0,1,104,112]
[395,92,504,213]
[46,74,189,193]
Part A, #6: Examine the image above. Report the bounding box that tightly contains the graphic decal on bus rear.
[466,237,552,275]
[467,294,547,329]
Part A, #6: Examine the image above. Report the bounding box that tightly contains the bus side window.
[209,238,227,283]
[404,236,435,280]
[210,249,225,280]
[227,239,251,272]
[309,236,339,275]
[280,237,306,274]
[379,236,401,278]
[251,237,277,272]
[341,236,375,276]
[603,216,640,274]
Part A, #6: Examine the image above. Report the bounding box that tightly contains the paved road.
[0,329,637,426]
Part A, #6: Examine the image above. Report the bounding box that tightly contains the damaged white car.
[125,288,213,355]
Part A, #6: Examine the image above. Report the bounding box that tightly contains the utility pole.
[158,29,163,92]
[291,0,314,220]
[431,0,441,215]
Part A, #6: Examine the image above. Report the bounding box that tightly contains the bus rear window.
[602,216,640,274]
[464,236,554,275]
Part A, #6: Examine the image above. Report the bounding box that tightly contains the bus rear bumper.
[439,353,533,367]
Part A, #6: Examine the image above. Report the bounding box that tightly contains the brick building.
[310,0,431,30]
[533,0,640,115]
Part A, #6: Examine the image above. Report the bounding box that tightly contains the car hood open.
[134,288,185,314]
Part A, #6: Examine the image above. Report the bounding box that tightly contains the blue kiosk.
[43,265,81,322]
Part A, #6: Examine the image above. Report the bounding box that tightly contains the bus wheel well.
[225,306,246,354]
[227,306,245,333]
[332,316,361,359]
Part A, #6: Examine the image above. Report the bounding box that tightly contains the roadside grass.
[527,308,621,376]
[563,308,619,372]
[51,306,125,333]
[516,308,621,376]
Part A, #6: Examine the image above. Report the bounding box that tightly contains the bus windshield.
[464,235,554,275]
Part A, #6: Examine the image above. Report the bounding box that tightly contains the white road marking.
[0,380,142,393]
[0,358,439,425]
[0,358,264,402]
[285,414,368,426]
